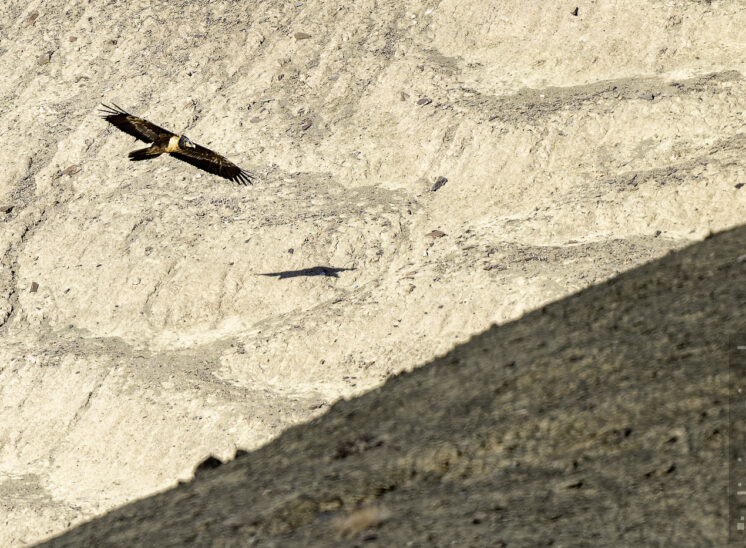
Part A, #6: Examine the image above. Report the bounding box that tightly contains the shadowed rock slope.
[42,225,745,546]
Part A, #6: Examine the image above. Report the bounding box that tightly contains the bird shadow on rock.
[259,266,356,279]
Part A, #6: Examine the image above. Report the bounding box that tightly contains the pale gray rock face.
[0,0,745,545]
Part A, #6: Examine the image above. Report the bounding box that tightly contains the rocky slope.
[43,222,745,546]
[0,0,744,544]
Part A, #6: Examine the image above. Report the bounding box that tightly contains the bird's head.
[178,135,196,148]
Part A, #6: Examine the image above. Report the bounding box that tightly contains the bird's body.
[165,135,181,153]
[99,104,253,185]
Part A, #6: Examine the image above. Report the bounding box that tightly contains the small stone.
[471,516,482,524]
[572,7,579,16]
[294,32,312,40]
[250,117,261,123]
[301,119,313,130]
[61,164,81,177]
[288,248,294,254]
[194,455,223,475]
[427,230,446,238]
[24,11,39,27]
[431,176,447,191]
[30,282,39,293]
[400,91,409,101]
[0,204,13,214]
[37,52,52,65]
[735,183,744,189]
[334,505,391,538]
[69,36,77,42]
[417,97,432,106]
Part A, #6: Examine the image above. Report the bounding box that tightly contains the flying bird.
[99,103,253,185]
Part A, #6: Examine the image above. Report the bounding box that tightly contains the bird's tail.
[128,146,161,161]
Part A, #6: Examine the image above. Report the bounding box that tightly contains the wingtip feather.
[241,170,254,185]
[230,169,254,186]
[99,103,123,118]
[98,103,129,117]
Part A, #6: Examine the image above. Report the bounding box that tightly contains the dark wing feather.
[170,143,254,185]
[99,103,175,143]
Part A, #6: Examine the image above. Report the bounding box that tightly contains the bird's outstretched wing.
[99,103,175,143]
[170,143,254,185]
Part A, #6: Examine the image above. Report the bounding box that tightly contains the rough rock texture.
[0,0,745,544]
[42,223,745,546]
